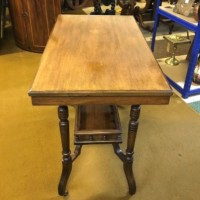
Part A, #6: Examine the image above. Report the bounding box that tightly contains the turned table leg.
[124,105,141,195]
[57,104,140,196]
[58,106,72,196]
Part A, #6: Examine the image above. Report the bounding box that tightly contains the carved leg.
[104,0,116,15]
[58,106,72,196]
[91,0,102,15]
[110,0,116,15]
[124,105,141,195]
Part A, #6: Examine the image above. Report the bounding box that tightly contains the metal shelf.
[151,1,200,98]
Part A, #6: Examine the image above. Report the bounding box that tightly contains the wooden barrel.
[8,0,61,52]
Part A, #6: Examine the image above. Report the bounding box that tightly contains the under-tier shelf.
[74,105,122,145]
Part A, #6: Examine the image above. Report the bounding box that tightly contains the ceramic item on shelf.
[193,57,200,84]
[193,3,200,21]
[173,0,194,17]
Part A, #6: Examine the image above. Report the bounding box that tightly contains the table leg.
[58,106,72,196]
[124,105,141,195]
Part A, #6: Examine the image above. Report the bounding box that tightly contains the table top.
[29,15,172,105]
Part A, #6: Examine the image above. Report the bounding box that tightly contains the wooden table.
[28,15,172,196]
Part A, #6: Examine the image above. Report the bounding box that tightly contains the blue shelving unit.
[151,1,200,99]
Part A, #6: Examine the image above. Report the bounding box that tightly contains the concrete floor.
[0,16,200,200]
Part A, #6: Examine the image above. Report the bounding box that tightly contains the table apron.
[31,96,171,105]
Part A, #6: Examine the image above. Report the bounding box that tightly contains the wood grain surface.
[29,15,172,105]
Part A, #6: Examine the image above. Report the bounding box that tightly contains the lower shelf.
[74,105,122,145]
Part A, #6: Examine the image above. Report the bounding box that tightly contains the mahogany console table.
[28,15,172,196]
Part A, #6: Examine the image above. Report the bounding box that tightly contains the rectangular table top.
[29,15,172,105]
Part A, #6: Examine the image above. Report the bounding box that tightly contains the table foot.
[123,160,136,195]
[113,143,136,194]
[58,145,82,196]
[58,157,72,196]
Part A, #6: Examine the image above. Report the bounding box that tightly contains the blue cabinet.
[151,1,200,98]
